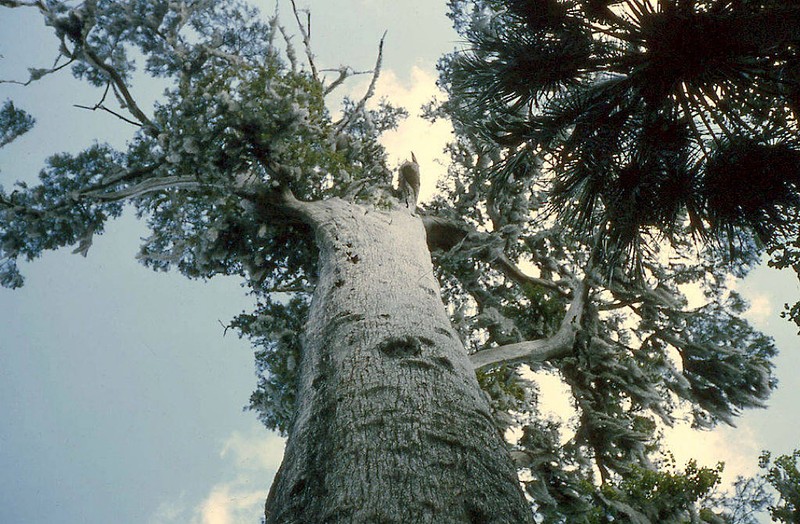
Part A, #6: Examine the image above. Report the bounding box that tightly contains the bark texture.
[265,199,533,523]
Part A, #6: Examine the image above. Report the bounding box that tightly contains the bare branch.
[334,32,386,134]
[0,58,75,86]
[266,1,281,50]
[74,103,142,127]
[323,67,354,96]
[198,45,246,68]
[74,82,142,127]
[598,299,639,311]
[289,0,317,80]
[264,284,313,294]
[471,279,587,371]
[12,2,155,133]
[82,163,163,196]
[322,66,374,96]
[491,249,570,296]
[81,46,157,132]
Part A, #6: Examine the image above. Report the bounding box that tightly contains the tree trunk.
[265,198,534,523]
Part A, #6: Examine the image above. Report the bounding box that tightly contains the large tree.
[0,0,790,522]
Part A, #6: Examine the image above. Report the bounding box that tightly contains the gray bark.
[265,198,534,523]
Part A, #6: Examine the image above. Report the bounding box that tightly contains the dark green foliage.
[429,77,778,518]
[516,421,726,523]
[703,139,800,244]
[1,145,124,287]
[0,100,34,149]
[761,450,800,523]
[601,460,723,523]
[234,296,308,434]
[432,3,785,518]
[442,0,800,268]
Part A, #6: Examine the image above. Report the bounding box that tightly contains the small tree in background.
[0,0,793,521]
[760,450,800,523]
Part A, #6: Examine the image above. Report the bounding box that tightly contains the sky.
[0,2,798,523]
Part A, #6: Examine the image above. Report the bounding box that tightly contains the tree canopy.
[0,0,795,521]
[442,0,800,281]
[435,0,799,518]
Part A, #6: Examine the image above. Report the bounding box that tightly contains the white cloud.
[529,369,577,442]
[149,493,191,524]
[149,428,285,524]
[744,294,772,325]
[664,421,761,484]
[679,282,707,310]
[348,65,454,202]
[194,484,266,524]
[220,430,286,472]
[190,430,285,524]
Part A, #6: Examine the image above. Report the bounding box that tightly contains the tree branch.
[421,215,569,296]
[24,0,158,134]
[471,279,587,371]
[81,46,157,132]
[277,23,298,72]
[322,66,374,96]
[82,175,203,201]
[491,249,571,296]
[0,58,74,86]
[0,0,44,8]
[289,0,317,80]
[334,32,386,134]
[74,91,143,128]
[267,185,318,219]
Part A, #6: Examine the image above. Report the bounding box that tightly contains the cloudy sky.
[0,2,798,523]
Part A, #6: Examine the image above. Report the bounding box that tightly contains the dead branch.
[74,81,143,128]
[322,66,374,96]
[278,24,299,72]
[81,46,157,132]
[0,58,74,86]
[289,0,317,80]
[334,31,386,134]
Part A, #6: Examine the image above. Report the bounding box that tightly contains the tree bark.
[265,198,534,523]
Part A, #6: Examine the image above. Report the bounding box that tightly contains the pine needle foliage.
[442,0,800,268]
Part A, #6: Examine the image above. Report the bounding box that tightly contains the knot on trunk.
[376,335,423,358]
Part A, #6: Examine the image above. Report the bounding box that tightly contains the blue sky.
[0,2,798,523]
